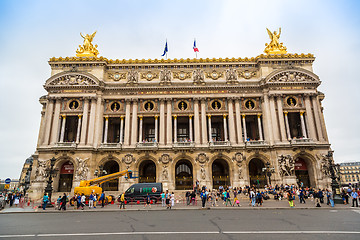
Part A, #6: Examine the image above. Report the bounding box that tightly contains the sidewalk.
[0,199,352,214]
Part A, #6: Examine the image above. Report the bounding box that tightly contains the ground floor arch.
[175,159,193,190]
[249,158,266,187]
[58,161,74,192]
[295,157,315,188]
[139,160,156,183]
[212,159,230,189]
[103,160,119,191]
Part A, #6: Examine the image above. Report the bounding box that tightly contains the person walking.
[42,193,49,210]
[191,191,196,205]
[225,190,232,206]
[351,189,358,207]
[89,192,94,209]
[287,190,295,208]
[233,195,241,207]
[119,192,125,209]
[161,192,165,207]
[250,189,256,207]
[299,188,306,204]
[60,193,67,211]
[327,189,334,207]
[185,191,190,206]
[144,193,151,209]
[171,192,175,208]
[256,191,263,207]
[165,190,171,209]
[200,189,207,208]
[100,191,105,208]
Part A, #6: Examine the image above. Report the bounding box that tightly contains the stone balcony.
[290,138,313,145]
[245,140,266,147]
[209,141,231,149]
[136,142,159,150]
[173,141,195,149]
[99,143,122,150]
[54,142,78,150]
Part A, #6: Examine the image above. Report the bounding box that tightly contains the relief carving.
[127,70,138,85]
[193,68,205,85]
[225,68,238,84]
[35,159,48,181]
[159,154,172,164]
[122,154,135,165]
[75,157,89,181]
[278,155,295,177]
[50,75,96,86]
[160,69,172,85]
[196,153,209,164]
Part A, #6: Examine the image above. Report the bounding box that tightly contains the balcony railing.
[245,140,265,146]
[290,138,313,144]
[99,143,122,149]
[55,142,78,149]
[173,142,195,148]
[136,142,159,149]
[209,141,231,148]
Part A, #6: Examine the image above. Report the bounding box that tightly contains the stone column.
[166,99,172,145]
[50,98,61,145]
[304,94,317,140]
[276,95,287,142]
[119,116,124,144]
[208,114,212,142]
[300,111,307,138]
[138,116,143,143]
[257,113,263,141]
[59,115,66,143]
[242,114,247,141]
[37,111,46,147]
[159,100,165,145]
[227,99,236,144]
[155,115,158,142]
[76,115,82,144]
[311,95,324,141]
[103,116,109,143]
[201,99,208,144]
[87,97,97,145]
[173,115,177,143]
[269,95,280,142]
[262,94,274,145]
[284,111,291,140]
[124,100,131,146]
[223,114,228,141]
[194,99,201,145]
[130,100,138,146]
[234,98,243,144]
[93,96,104,148]
[42,98,54,145]
[79,98,89,145]
[189,115,193,141]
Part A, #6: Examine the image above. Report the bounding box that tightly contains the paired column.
[257,114,263,141]
[269,95,280,142]
[93,96,104,148]
[242,114,247,141]
[42,98,54,145]
[80,98,89,145]
[223,114,228,141]
[103,116,109,143]
[50,98,61,145]
[193,99,201,145]
[234,98,243,144]
[76,115,82,143]
[173,115,177,143]
[119,116,124,144]
[166,99,172,145]
[124,100,131,146]
[138,116,143,143]
[201,99,208,144]
[262,94,274,145]
[304,94,317,140]
[59,115,66,143]
[159,100,165,145]
[227,99,236,144]
[276,95,287,142]
[311,95,324,141]
[189,115,193,141]
[87,97,97,145]
[130,100,138,146]
[300,111,307,138]
[284,111,291,140]
[154,115,158,142]
[208,115,212,142]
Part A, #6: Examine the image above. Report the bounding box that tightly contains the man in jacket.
[200,189,207,208]
[119,192,126,209]
[351,189,358,207]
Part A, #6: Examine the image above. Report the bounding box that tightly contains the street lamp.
[43,157,58,207]
[326,151,342,204]
[262,162,275,186]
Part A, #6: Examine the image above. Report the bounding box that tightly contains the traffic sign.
[4,184,10,189]
[4,178,11,184]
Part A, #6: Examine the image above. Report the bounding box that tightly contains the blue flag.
[161,41,168,56]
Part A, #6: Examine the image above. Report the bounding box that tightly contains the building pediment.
[44,71,100,88]
[265,68,320,84]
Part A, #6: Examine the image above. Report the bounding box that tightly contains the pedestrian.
[81,194,86,210]
[287,190,295,208]
[76,194,81,209]
[233,195,241,207]
[185,191,190,206]
[119,192,125,209]
[171,192,175,207]
[60,193,67,211]
[200,189,207,208]
[351,189,358,207]
[299,188,306,204]
[212,190,218,207]
[225,190,232,206]
[93,194,97,208]
[256,191,263,207]
[9,193,14,207]
[314,190,321,207]
[327,189,334,207]
[42,193,49,210]
[89,192,94,209]
[144,193,151,209]
[56,196,62,210]
[161,192,165,207]
[341,190,347,204]
[165,190,171,209]
[250,189,256,207]
[100,191,105,208]
[14,193,20,207]
[191,191,196,205]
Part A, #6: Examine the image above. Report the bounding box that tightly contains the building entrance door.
[103,160,119,191]
[249,158,266,188]
[139,160,156,183]
[295,158,310,187]
[212,159,230,189]
[175,160,193,190]
[58,161,74,192]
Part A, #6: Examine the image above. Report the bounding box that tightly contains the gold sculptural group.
[74,28,288,58]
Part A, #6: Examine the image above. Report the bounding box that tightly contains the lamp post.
[43,157,58,207]
[262,162,275,187]
[326,151,342,204]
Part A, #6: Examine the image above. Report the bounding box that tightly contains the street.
[0,209,359,240]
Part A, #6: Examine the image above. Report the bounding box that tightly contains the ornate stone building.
[28,31,334,199]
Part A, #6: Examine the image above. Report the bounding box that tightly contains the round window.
[144,101,154,111]
[211,101,221,110]
[110,102,120,112]
[245,100,255,110]
[287,97,297,107]
[178,101,188,111]
[69,100,79,110]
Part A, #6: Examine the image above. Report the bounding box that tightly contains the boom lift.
[74,169,138,195]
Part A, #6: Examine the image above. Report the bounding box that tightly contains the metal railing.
[173,142,195,148]
[209,141,231,147]
[99,143,122,149]
[245,140,265,146]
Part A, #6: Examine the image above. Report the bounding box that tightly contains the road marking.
[329,210,338,212]
[1,231,360,238]
[352,209,360,215]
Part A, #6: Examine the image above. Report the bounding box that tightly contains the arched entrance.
[295,157,311,187]
[212,159,230,189]
[58,161,74,192]
[175,160,193,190]
[139,160,156,183]
[103,160,119,191]
[249,158,266,187]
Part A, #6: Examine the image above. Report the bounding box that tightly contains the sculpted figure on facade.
[225,68,238,84]
[159,154,172,164]
[76,31,99,57]
[237,163,243,179]
[269,71,316,83]
[193,68,205,85]
[35,159,48,181]
[50,75,95,86]
[317,154,330,177]
[75,157,89,181]
[264,28,287,54]
[200,164,206,180]
[160,69,172,85]
[232,152,245,164]
[278,155,295,177]
[162,165,168,180]
[127,70,138,85]
[122,154,135,165]
[196,153,209,164]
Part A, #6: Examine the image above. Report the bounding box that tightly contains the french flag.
[193,39,199,52]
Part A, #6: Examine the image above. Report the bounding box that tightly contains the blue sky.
[0,0,359,179]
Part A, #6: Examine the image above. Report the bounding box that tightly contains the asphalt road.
[0,209,359,240]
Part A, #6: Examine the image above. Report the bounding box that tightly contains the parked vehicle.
[118,183,162,203]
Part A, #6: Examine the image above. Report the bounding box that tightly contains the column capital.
[125,99,132,103]
[189,115,193,119]
[200,97,207,102]
[131,98,139,103]
[120,115,125,120]
[268,93,276,98]
[207,114,211,119]
[284,111,288,116]
[138,115,143,120]
[223,114,227,118]
[242,114,246,118]
[234,97,241,101]
[61,114,66,119]
[303,93,312,98]
[154,115,159,119]
[257,113,262,118]
[300,111,305,115]
[173,115,177,119]
[78,114,82,119]
[104,116,109,120]
[159,98,165,103]
[193,97,201,102]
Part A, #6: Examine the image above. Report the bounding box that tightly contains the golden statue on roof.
[76,31,99,57]
[264,28,287,55]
